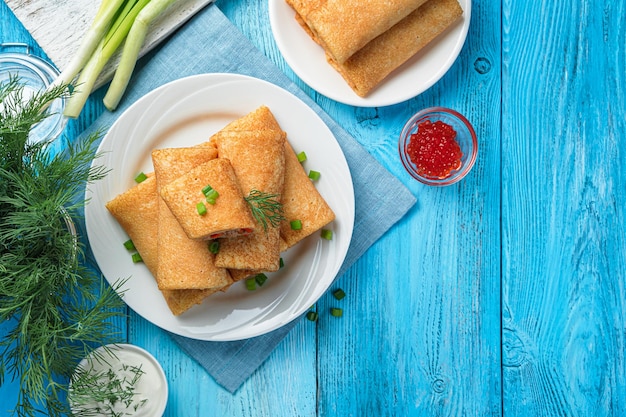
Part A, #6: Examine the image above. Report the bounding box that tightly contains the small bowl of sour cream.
[70,344,168,416]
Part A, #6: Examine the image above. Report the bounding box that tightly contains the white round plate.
[268,0,471,107]
[85,73,355,341]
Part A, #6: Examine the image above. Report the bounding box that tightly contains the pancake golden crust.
[324,0,463,97]
[152,147,233,291]
[212,129,286,272]
[279,141,335,250]
[105,174,159,271]
[286,0,429,64]
[105,174,220,316]
[160,158,255,240]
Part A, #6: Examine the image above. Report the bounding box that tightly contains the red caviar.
[406,120,462,179]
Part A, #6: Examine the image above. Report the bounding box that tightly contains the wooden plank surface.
[218,1,503,416]
[2,0,626,415]
[501,0,626,416]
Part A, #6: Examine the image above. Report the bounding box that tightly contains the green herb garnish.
[69,358,148,417]
[308,170,321,181]
[202,184,219,204]
[290,219,303,230]
[321,229,333,240]
[208,240,220,254]
[306,311,319,321]
[330,308,343,318]
[296,151,307,163]
[332,288,346,300]
[244,189,285,231]
[197,202,207,215]
[254,273,268,287]
[134,172,147,183]
[245,278,257,291]
[0,76,126,417]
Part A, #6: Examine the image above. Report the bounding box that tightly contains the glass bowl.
[398,107,477,186]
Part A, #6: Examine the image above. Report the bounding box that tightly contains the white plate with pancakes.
[85,73,354,341]
[269,0,471,107]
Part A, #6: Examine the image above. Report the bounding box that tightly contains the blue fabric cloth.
[79,4,416,393]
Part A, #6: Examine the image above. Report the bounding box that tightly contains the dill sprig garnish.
[69,359,148,417]
[244,189,285,231]
[0,76,126,416]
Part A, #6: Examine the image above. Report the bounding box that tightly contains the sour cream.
[71,344,168,416]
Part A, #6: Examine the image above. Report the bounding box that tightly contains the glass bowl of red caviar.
[399,107,477,186]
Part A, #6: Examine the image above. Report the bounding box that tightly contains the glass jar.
[0,43,67,144]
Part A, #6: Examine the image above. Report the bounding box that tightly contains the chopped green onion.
[254,273,268,286]
[123,239,135,251]
[321,229,333,240]
[308,170,321,181]
[290,220,302,230]
[202,185,219,204]
[245,278,257,291]
[279,257,285,269]
[131,252,143,263]
[206,193,219,205]
[208,241,220,254]
[332,288,346,300]
[134,172,148,183]
[197,202,207,216]
[297,151,307,163]
[306,311,319,321]
[330,308,343,317]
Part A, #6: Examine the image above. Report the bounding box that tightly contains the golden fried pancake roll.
[212,129,286,274]
[105,175,219,316]
[280,141,335,251]
[286,0,429,64]
[152,147,233,291]
[106,174,159,270]
[326,0,463,97]
[160,158,255,240]
[220,105,282,132]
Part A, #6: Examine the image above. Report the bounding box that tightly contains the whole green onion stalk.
[50,0,178,118]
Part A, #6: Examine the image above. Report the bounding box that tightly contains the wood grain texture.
[501,0,626,416]
[2,0,625,415]
[221,1,503,416]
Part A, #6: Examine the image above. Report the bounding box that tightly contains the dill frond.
[0,76,125,416]
[244,189,285,231]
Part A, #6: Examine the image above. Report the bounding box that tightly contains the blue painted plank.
[309,0,504,415]
[501,0,626,416]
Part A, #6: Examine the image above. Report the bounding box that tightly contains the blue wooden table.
[1,0,625,415]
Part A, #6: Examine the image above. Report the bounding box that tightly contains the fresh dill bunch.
[244,189,285,231]
[0,75,69,174]
[0,76,127,416]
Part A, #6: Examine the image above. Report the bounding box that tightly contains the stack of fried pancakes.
[285,0,464,97]
[105,106,335,315]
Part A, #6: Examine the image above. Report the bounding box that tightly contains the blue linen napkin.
[78,3,416,393]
